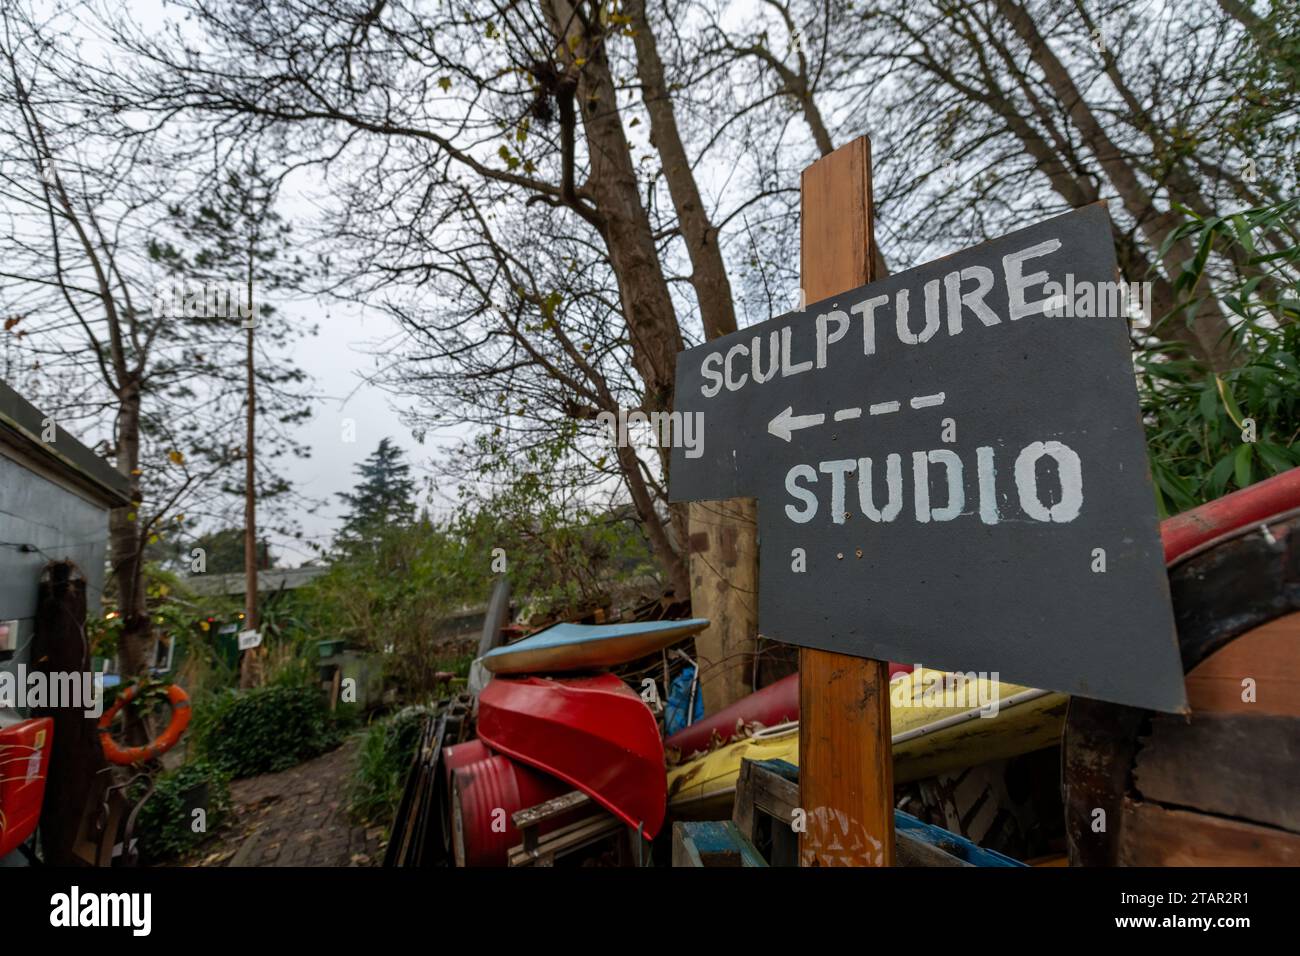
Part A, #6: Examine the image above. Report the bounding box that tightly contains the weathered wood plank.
[734,758,800,836]
[736,757,983,866]
[797,136,894,868]
[672,821,767,867]
[895,831,973,867]
[688,498,760,712]
[1118,798,1300,866]
[1067,517,1300,865]
[508,811,625,867]
[1133,713,1300,833]
[511,789,591,830]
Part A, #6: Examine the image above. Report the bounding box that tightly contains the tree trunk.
[1216,0,1264,34]
[1068,0,1284,294]
[614,441,691,599]
[542,0,692,594]
[111,384,150,677]
[687,498,760,709]
[33,562,107,866]
[626,0,737,341]
[544,0,682,412]
[627,0,761,699]
[995,0,1235,369]
[952,16,1208,361]
[732,23,889,278]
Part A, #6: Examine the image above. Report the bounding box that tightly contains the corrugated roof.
[185,565,328,596]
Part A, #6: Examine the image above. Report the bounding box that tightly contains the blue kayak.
[480,618,710,676]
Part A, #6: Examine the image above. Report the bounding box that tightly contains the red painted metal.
[450,754,569,867]
[1160,466,1300,563]
[478,674,667,837]
[665,672,800,760]
[0,717,53,859]
[440,738,492,852]
[441,738,491,802]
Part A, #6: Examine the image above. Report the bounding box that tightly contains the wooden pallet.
[508,790,643,867]
[671,820,767,867]
[673,757,1019,866]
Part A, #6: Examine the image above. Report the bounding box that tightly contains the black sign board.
[670,205,1186,713]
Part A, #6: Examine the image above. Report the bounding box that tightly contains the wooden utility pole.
[798,136,895,867]
[239,259,261,689]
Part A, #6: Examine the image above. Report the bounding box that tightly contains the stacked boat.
[665,669,1068,818]
[446,618,709,866]
[422,612,1067,866]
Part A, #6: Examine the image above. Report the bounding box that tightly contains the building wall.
[0,454,112,679]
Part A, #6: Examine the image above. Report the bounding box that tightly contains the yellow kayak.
[891,667,1068,784]
[666,669,1067,812]
[667,723,799,817]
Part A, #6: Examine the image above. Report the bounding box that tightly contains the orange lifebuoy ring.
[98,682,191,765]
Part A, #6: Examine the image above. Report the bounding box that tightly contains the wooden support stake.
[798,136,895,867]
[687,497,760,711]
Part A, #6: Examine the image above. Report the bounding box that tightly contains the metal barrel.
[451,754,567,867]
[439,738,491,852]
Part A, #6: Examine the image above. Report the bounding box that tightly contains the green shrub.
[1141,199,1300,516]
[191,684,342,778]
[348,707,430,829]
[133,761,232,861]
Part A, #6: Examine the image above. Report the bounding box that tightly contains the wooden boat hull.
[478,674,667,837]
[480,618,710,675]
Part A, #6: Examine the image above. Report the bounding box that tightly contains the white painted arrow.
[768,406,826,442]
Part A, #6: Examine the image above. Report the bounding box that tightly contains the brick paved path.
[187,735,385,867]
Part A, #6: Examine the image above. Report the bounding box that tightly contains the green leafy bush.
[348,707,430,829]
[133,761,231,861]
[191,685,342,778]
[1141,199,1300,516]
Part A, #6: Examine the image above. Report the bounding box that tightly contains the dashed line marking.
[909,392,946,409]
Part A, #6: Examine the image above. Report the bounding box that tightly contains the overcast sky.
[267,297,431,567]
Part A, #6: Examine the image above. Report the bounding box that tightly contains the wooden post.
[798,136,895,867]
[687,497,759,712]
[33,561,108,865]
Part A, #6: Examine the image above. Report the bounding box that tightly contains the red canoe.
[1161,465,1300,563]
[665,672,800,760]
[477,674,666,838]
